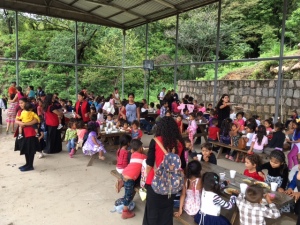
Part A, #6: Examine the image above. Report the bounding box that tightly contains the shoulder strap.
[154,137,168,155]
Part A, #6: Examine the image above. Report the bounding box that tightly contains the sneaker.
[115,179,124,193]
[38,153,44,159]
[20,166,34,172]
[229,156,234,161]
[57,124,63,130]
[69,148,75,158]
[18,135,23,139]
[122,209,135,219]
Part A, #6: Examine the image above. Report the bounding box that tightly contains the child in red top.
[121,139,147,219]
[176,115,183,134]
[243,154,264,181]
[116,134,132,174]
[208,118,220,141]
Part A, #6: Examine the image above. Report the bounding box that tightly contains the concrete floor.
[0,118,296,225]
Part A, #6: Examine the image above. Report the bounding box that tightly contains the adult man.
[171,89,179,102]
[8,82,17,96]
[159,87,166,106]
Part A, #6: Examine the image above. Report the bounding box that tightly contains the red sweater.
[116,148,129,170]
[243,169,264,181]
[122,152,147,180]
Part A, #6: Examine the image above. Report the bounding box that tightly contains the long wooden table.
[199,162,294,225]
[182,119,208,142]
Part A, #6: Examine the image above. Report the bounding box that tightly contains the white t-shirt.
[251,134,268,150]
[159,91,165,100]
[230,113,236,120]
[246,133,254,147]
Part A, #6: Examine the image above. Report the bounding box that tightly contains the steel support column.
[174,14,179,91]
[121,30,126,100]
[75,21,78,98]
[274,0,288,123]
[213,0,222,106]
[15,11,19,85]
[144,23,149,99]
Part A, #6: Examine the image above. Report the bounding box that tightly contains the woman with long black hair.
[43,94,63,154]
[216,94,232,128]
[14,98,39,171]
[143,116,186,225]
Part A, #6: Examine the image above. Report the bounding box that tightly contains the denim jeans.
[123,179,135,206]
[66,138,76,152]
[140,119,153,133]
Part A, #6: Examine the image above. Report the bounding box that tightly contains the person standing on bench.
[216,94,232,128]
[121,139,147,219]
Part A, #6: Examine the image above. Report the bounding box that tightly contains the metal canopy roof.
[0,0,218,30]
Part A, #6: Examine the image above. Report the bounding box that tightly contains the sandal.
[115,179,124,193]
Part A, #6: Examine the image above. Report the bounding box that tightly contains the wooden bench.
[209,141,269,162]
[110,169,140,196]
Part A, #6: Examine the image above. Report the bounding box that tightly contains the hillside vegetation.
[0,0,299,101]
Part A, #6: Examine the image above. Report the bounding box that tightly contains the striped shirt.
[236,193,280,225]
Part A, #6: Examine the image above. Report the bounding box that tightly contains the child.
[287,119,300,170]
[247,125,268,154]
[243,154,264,181]
[187,113,197,150]
[208,109,217,127]
[264,119,273,140]
[199,143,217,164]
[257,150,288,193]
[176,115,183,134]
[165,110,172,117]
[182,108,189,120]
[198,103,206,113]
[184,138,197,161]
[16,102,40,139]
[97,108,105,124]
[229,109,236,121]
[285,162,300,223]
[194,172,237,225]
[236,185,280,225]
[122,121,130,131]
[130,120,143,140]
[206,103,213,113]
[264,122,285,155]
[228,123,241,161]
[196,111,208,124]
[219,118,232,159]
[174,160,202,217]
[234,112,245,132]
[76,120,87,151]
[156,104,161,115]
[106,113,114,129]
[252,115,261,126]
[244,124,255,150]
[82,122,106,160]
[64,120,77,158]
[37,116,46,159]
[116,134,132,175]
[120,139,147,219]
[208,118,220,143]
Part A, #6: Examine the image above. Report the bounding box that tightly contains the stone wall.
[177,79,300,120]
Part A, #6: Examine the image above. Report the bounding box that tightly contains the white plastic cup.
[240,183,248,194]
[199,120,202,124]
[230,170,236,179]
[100,125,103,131]
[104,127,108,132]
[219,173,225,180]
[270,182,278,192]
[197,154,202,162]
[266,130,270,135]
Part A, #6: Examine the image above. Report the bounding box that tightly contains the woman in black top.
[216,94,231,128]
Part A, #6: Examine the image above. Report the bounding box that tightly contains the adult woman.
[6,94,18,133]
[14,98,39,171]
[143,116,186,225]
[125,93,140,125]
[216,94,231,127]
[43,94,63,154]
[74,91,90,123]
[9,86,25,103]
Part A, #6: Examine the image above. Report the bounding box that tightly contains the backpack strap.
[153,137,168,155]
